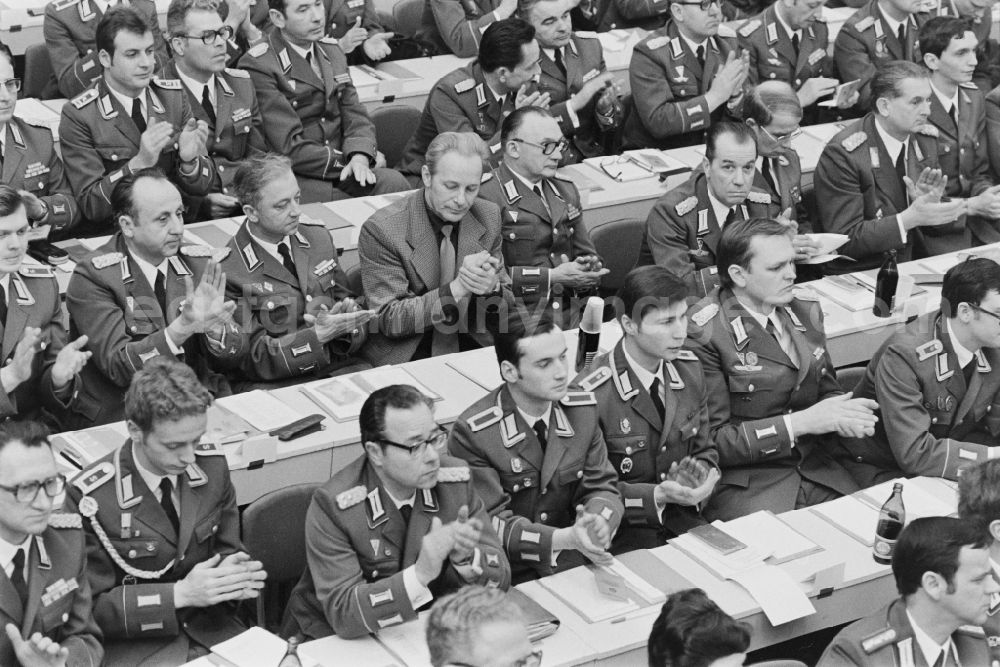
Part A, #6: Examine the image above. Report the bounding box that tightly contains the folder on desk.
[623,150,690,177]
[556,164,605,192]
[300,366,441,422]
[718,511,823,564]
[300,203,358,232]
[50,425,128,469]
[446,348,502,390]
[507,588,560,642]
[187,221,237,248]
[857,478,956,519]
[810,494,881,546]
[538,558,666,623]
[377,62,421,80]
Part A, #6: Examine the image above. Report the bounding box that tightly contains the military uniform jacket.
[686,288,859,520]
[622,22,739,151]
[58,77,216,227]
[239,32,378,183]
[984,566,1000,667]
[419,0,501,57]
[0,518,103,667]
[65,441,244,665]
[817,598,989,666]
[43,0,168,99]
[576,341,717,541]
[635,171,780,296]
[448,385,625,582]
[591,0,669,32]
[284,454,510,640]
[833,0,927,111]
[221,219,365,384]
[249,0,382,45]
[1,118,79,234]
[985,84,1000,182]
[754,148,807,228]
[813,113,940,271]
[935,0,995,93]
[398,62,512,176]
[844,312,1000,487]
[65,235,243,428]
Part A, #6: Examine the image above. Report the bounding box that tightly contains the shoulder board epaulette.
[575,30,599,39]
[561,390,596,406]
[91,252,124,269]
[854,15,876,31]
[841,131,867,152]
[194,441,225,456]
[48,513,83,529]
[675,196,698,216]
[248,42,268,58]
[645,36,670,50]
[916,339,944,361]
[336,485,366,509]
[72,461,114,495]
[960,81,978,89]
[747,191,771,204]
[70,88,99,110]
[225,67,250,79]
[19,265,54,278]
[454,78,476,93]
[717,25,736,38]
[481,171,493,183]
[437,467,471,482]
[916,124,939,137]
[738,19,762,36]
[578,366,612,391]
[180,245,231,261]
[690,303,719,327]
[792,288,820,302]
[467,406,503,432]
[674,350,698,361]
[957,625,986,637]
[861,627,896,654]
[18,116,54,130]
[152,78,182,90]
[52,0,79,9]
[319,36,339,45]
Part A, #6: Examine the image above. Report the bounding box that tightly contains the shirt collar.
[285,40,314,62]
[106,83,145,118]
[247,228,290,266]
[946,318,976,369]
[735,295,777,327]
[931,80,960,114]
[706,187,734,228]
[508,166,543,191]
[174,67,216,107]
[874,117,907,163]
[384,489,417,509]
[541,46,563,61]
[517,405,551,429]
[622,342,663,393]
[131,442,178,501]
[0,124,6,156]
[486,82,507,103]
[772,6,801,40]
[0,534,30,576]
[130,252,169,294]
[877,5,906,33]
[679,32,708,56]
[906,609,958,667]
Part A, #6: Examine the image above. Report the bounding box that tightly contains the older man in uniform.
[686,217,879,521]
[478,108,607,328]
[283,385,510,640]
[222,155,369,389]
[65,358,265,665]
[636,122,780,297]
[418,0,515,57]
[957,459,1000,667]
[0,422,103,667]
[58,6,216,230]
[576,267,719,550]
[621,0,749,151]
[449,315,624,583]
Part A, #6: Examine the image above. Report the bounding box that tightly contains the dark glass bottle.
[873,482,905,565]
[872,250,899,318]
[278,638,303,667]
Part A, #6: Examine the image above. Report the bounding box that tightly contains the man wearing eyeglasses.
[66,357,266,664]
[621,0,750,151]
[163,0,267,222]
[0,422,103,667]
[636,121,781,297]
[478,108,607,329]
[839,258,1000,487]
[284,384,510,640]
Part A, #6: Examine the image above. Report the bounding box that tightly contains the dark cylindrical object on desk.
[576,297,604,372]
[873,482,905,565]
[872,250,899,318]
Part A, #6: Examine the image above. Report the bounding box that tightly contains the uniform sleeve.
[643,198,697,283]
[335,75,379,162]
[171,94,216,196]
[436,481,512,591]
[38,279,81,418]
[741,34,761,86]
[58,107,122,225]
[613,0,669,21]
[816,637,868,667]
[62,535,105,667]
[629,47,711,140]
[578,427,625,532]
[427,85,486,138]
[988,94,1000,182]
[37,139,81,233]
[968,100,994,197]
[429,0,497,57]
[833,27,877,112]
[44,8,101,99]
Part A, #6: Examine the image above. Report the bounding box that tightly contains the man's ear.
[364,441,384,467]
[499,359,519,384]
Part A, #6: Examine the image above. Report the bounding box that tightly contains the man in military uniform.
[814,61,965,271]
[419,0,515,57]
[833,0,928,112]
[844,259,1000,487]
[399,18,549,178]
[0,422,103,667]
[65,358,266,665]
[686,217,879,521]
[818,517,996,667]
[957,459,1000,667]
[449,315,624,583]
[478,108,607,328]
[238,0,408,204]
[284,385,510,640]
[933,0,997,92]
[521,0,622,164]
[636,122,781,297]
[58,6,216,230]
[164,0,268,222]
[585,0,669,32]
[65,170,243,429]
[621,1,749,151]
[576,267,719,550]
[0,45,80,238]
[222,155,370,390]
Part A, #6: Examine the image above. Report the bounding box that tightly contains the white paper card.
[729,565,816,626]
[216,390,305,432]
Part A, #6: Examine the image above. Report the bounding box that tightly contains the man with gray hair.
[359,132,514,365]
[426,586,536,667]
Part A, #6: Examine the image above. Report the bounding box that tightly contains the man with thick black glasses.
[843,257,1000,487]
[283,384,510,641]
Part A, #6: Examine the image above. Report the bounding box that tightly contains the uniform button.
[855,456,863,463]
[931,417,938,424]
[62,613,69,622]
[111,154,118,161]
[216,136,222,142]
[173,143,179,150]
[576,471,583,479]
[795,79,801,86]
[553,302,560,309]
[244,126,250,133]
[524,478,532,487]
[179,554,185,561]
[661,446,667,452]
[769,73,776,78]
[146,543,155,551]
[625,446,633,455]
[222,187,229,194]
[306,295,313,302]
[540,513,548,522]
[692,427,698,435]
[212,525,218,534]
[130,325,137,333]
[86,49,93,54]
[988,406,993,413]
[219,165,225,172]
[292,100,298,107]
[384,548,391,556]
[540,488,547,495]
[513,484,520,492]
[128,549,137,558]
[372,569,378,577]
[660,472,667,480]
[509,233,516,240]
[748,384,755,391]
[37,181,43,189]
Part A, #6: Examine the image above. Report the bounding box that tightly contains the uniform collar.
[930,80,959,115]
[285,39,315,62]
[517,404,551,429]
[876,4,907,33]
[621,341,663,394]
[384,489,416,509]
[705,187,733,227]
[905,608,958,667]
[541,46,565,62]
[946,318,976,369]
[678,31,708,55]
[174,66,216,108]
[772,5,801,40]
[508,165,543,191]
[130,442,178,504]
[0,534,30,578]
[874,116,906,163]
[247,228,291,266]
[130,252,169,293]
[106,82,145,119]
[734,295,781,330]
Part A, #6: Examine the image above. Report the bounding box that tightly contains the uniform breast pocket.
[115,537,161,561]
[95,145,132,169]
[501,470,540,495]
[760,63,791,82]
[728,373,772,419]
[669,82,692,99]
[676,413,701,448]
[229,119,252,154]
[194,509,223,545]
[605,434,648,481]
[359,555,398,582]
[40,593,74,632]
[254,294,293,330]
[124,316,157,338]
[503,220,540,266]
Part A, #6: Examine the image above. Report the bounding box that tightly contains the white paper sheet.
[729,565,816,626]
[718,511,821,563]
[299,634,402,666]
[212,627,319,667]
[858,478,956,520]
[216,390,306,432]
[810,495,881,546]
[538,563,642,622]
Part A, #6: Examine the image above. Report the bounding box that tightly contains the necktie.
[399,503,412,527]
[154,269,167,317]
[963,358,976,386]
[553,47,567,77]
[9,547,26,608]
[201,85,216,125]
[949,103,959,128]
[650,376,666,424]
[696,45,706,69]
[762,157,777,195]
[159,478,180,534]
[439,224,456,285]
[897,24,906,49]
[791,32,800,59]
[767,313,798,366]
[895,144,907,182]
[0,281,8,328]
[533,419,547,452]
[725,207,739,225]
[306,50,322,80]
[131,97,146,134]
[278,242,298,282]
[533,184,552,217]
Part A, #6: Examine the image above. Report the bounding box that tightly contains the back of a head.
[492,310,559,369]
[424,132,489,176]
[958,459,1000,543]
[478,18,535,73]
[426,586,525,667]
[124,357,213,432]
[743,80,803,127]
[893,517,989,597]
[648,589,751,667]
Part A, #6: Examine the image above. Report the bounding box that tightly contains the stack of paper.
[213,627,320,667]
[812,274,876,312]
[538,558,665,623]
[216,390,308,432]
[858,478,957,519]
[719,511,823,564]
[50,424,128,469]
[583,156,658,183]
[810,494,882,546]
[299,633,403,666]
[446,347,502,390]
[299,366,441,422]
[623,150,690,176]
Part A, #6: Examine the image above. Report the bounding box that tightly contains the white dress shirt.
[946,319,975,369]
[175,67,217,110]
[131,253,183,355]
[0,534,30,580]
[131,441,179,509]
[107,84,146,122]
[906,609,959,667]
[248,229,293,267]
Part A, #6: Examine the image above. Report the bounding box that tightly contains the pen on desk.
[610,616,627,624]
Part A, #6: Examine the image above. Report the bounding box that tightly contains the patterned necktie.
[159,478,180,534]
[131,97,146,134]
[201,85,216,125]
[9,547,27,608]
[533,419,547,452]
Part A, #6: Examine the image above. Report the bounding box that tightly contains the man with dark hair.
[65,169,243,428]
[478,107,607,328]
[237,0,408,203]
[220,155,370,388]
[636,122,781,297]
[648,588,751,667]
[418,0,514,56]
[0,422,103,667]
[284,384,509,640]
[44,0,168,99]
[931,0,996,92]
[426,586,534,667]
[58,6,216,229]
[958,459,1000,666]
[814,60,964,271]
[65,357,266,664]
[399,18,549,177]
[449,314,624,582]
[576,266,719,550]
[844,257,1000,487]
[687,217,878,521]
[621,0,749,151]
[819,517,996,666]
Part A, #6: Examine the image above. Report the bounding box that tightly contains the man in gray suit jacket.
[358,132,514,366]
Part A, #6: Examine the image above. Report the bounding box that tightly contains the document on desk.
[810,494,881,546]
[375,614,433,667]
[556,164,605,192]
[446,347,502,390]
[719,511,822,564]
[857,478,956,519]
[811,273,876,312]
[213,627,320,667]
[299,633,402,667]
[183,221,237,248]
[538,559,665,623]
[300,366,441,422]
[623,150,690,176]
[803,122,845,144]
[50,424,128,469]
[216,390,307,432]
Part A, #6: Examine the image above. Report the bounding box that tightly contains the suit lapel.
[291,233,313,296]
[697,177,724,256]
[102,82,142,149]
[929,95,958,140]
[1,124,27,185]
[175,471,203,557]
[408,194,443,289]
[402,489,435,566]
[546,181,568,226]
[503,164,549,222]
[780,307,811,386]
[611,345,662,432]
[285,39,324,91]
[540,405,569,490]
[20,538,45,636]
[317,46,338,98]
[0,574,22,625]
[1,276,29,362]
[659,371,680,449]
[456,208,487,263]
[867,116,908,211]
[499,387,544,473]
[539,50,566,85]
[120,446,179,545]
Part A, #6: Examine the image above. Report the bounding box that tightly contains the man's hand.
[51,335,91,390]
[495,0,518,19]
[131,117,175,170]
[204,193,241,219]
[653,458,720,507]
[218,551,268,600]
[550,255,609,288]
[901,194,966,231]
[1,327,41,393]
[791,392,880,438]
[363,32,394,60]
[967,184,1000,219]
[174,553,267,608]
[5,625,68,667]
[515,83,551,110]
[706,51,747,109]
[224,0,253,32]
[339,17,368,53]
[904,167,947,202]
[170,260,237,343]
[304,297,374,342]
[837,90,860,109]
[414,517,457,587]
[17,190,48,222]
[792,235,821,262]
[570,71,615,112]
[451,251,499,298]
[177,117,210,163]
[449,505,484,568]
[573,506,613,564]
[340,153,376,187]
[796,77,838,107]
